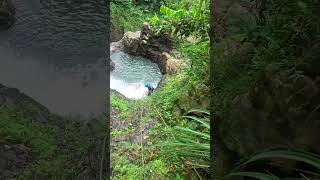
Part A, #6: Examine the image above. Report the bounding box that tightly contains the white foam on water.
[110,48,162,99]
[110,76,149,99]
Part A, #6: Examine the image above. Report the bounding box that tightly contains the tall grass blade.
[187,109,210,116]
[225,172,281,180]
[174,126,210,139]
[182,115,210,128]
[159,109,210,171]
[235,149,320,170]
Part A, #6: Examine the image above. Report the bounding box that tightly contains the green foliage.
[180,39,210,83]
[135,0,168,10]
[150,39,210,122]
[0,107,69,178]
[226,0,319,65]
[211,0,320,115]
[152,74,189,118]
[110,1,211,179]
[112,154,170,180]
[0,107,100,179]
[111,0,154,32]
[159,110,210,176]
[111,128,135,136]
[0,108,56,158]
[224,148,320,179]
[149,0,210,38]
[210,1,320,179]
[111,95,129,111]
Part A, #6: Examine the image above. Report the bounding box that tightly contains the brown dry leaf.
[131,148,139,157]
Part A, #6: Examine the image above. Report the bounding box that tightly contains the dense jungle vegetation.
[111,0,320,179]
[1,0,318,179]
[110,0,210,179]
[211,0,320,179]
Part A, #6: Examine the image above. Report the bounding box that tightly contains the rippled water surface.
[0,0,108,118]
[110,50,162,99]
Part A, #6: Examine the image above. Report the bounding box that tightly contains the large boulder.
[0,0,15,31]
[115,22,187,74]
[138,22,172,56]
[121,31,141,55]
[159,52,186,74]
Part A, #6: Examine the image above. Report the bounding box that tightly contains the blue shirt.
[144,83,153,90]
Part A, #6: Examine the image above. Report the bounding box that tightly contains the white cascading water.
[110,45,162,99]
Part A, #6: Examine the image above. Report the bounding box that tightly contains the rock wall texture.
[0,144,32,179]
[112,22,188,74]
[214,42,320,177]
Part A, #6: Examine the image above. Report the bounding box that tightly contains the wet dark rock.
[0,0,15,31]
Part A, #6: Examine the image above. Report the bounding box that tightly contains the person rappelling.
[144,82,154,96]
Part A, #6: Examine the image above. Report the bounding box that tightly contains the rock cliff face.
[214,42,320,177]
[220,66,320,154]
[112,22,188,74]
[0,0,15,30]
[0,83,108,179]
[0,84,54,124]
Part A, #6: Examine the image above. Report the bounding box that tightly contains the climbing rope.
[140,105,146,180]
